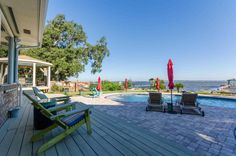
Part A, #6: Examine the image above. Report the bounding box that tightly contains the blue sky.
[46,0,236,81]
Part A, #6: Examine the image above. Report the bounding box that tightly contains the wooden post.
[74,82,76,92]
[33,63,36,86]
[47,66,51,89]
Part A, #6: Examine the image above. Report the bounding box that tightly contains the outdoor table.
[34,98,56,130]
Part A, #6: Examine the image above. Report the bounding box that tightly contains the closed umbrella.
[156,78,160,92]
[97,76,102,92]
[167,59,174,106]
[124,78,128,91]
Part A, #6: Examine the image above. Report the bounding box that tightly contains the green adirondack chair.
[23,91,92,154]
[32,87,70,104]
[91,87,100,97]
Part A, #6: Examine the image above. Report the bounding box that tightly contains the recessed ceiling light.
[23,29,31,34]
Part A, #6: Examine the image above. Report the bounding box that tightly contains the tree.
[160,80,166,90]
[0,49,8,57]
[21,14,109,80]
[175,83,184,92]
[149,78,166,90]
[128,79,133,89]
[149,78,155,89]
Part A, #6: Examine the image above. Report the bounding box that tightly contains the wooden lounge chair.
[146,92,165,112]
[179,93,205,116]
[23,90,92,154]
[33,87,70,104]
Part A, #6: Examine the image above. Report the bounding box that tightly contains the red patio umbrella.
[97,76,102,92]
[167,59,174,104]
[156,78,160,92]
[124,78,128,91]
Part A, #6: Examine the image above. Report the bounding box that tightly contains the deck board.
[92,115,164,156]
[93,110,195,156]
[20,106,34,156]
[77,127,111,156]
[93,111,178,156]
[7,104,31,156]
[92,119,148,156]
[63,135,84,156]
[0,97,198,156]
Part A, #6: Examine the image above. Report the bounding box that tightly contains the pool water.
[107,94,236,108]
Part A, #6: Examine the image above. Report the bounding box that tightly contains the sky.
[46,0,236,81]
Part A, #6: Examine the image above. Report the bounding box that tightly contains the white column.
[32,63,36,87]
[47,66,51,88]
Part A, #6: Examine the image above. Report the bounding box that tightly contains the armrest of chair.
[47,103,75,112]
[51,96,70,102]
[50,105,91,120]
[53,96,70,100]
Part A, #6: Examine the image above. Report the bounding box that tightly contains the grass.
[196,91,236,97]
[48,89,236,98]
[48,89,150,97]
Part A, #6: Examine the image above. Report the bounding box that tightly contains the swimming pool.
[107,94,236,108]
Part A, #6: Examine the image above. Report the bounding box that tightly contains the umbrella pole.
[171,89,172,104]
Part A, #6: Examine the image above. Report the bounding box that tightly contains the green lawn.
[48,89,236,98]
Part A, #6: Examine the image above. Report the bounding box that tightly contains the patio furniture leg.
[32,124,58,142]
[85,110,92,134]
[37,121,85,154]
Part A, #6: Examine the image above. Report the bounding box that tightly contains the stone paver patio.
[71,94,236,156]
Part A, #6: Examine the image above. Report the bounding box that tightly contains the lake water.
[132,80,228,92]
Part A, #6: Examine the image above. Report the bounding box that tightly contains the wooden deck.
[0,97,198,156]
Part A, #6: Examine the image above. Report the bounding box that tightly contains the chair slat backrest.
[23,90,53,117]
[149,92,162,104]
[24,90,68,129]
[33,87,48,99]
[181,93,198,106]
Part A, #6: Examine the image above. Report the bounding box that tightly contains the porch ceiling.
[0,0,48,46]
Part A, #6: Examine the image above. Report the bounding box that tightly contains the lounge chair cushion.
[61,113,85,127]
[149,92,162,104]
[181,93,198,106]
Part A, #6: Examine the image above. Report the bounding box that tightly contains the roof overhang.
[0,0,48,47]
[0,55,52,67]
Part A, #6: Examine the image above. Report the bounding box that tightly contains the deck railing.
[0,83,21,127]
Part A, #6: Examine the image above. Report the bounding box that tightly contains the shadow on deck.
[0,97,198,156]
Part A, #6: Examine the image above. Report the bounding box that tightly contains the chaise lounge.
[146,92,165,112]
[178,93,205,116]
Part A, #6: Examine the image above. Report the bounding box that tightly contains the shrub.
[128,79,133,89]
[51,84,64,92]
[89,83,97,91]
[89,81,122,91]
[149,78,166,90]
[160,80,166,90]
[175,83,184,92]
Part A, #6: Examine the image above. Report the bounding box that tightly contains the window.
[0,13,11,84]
